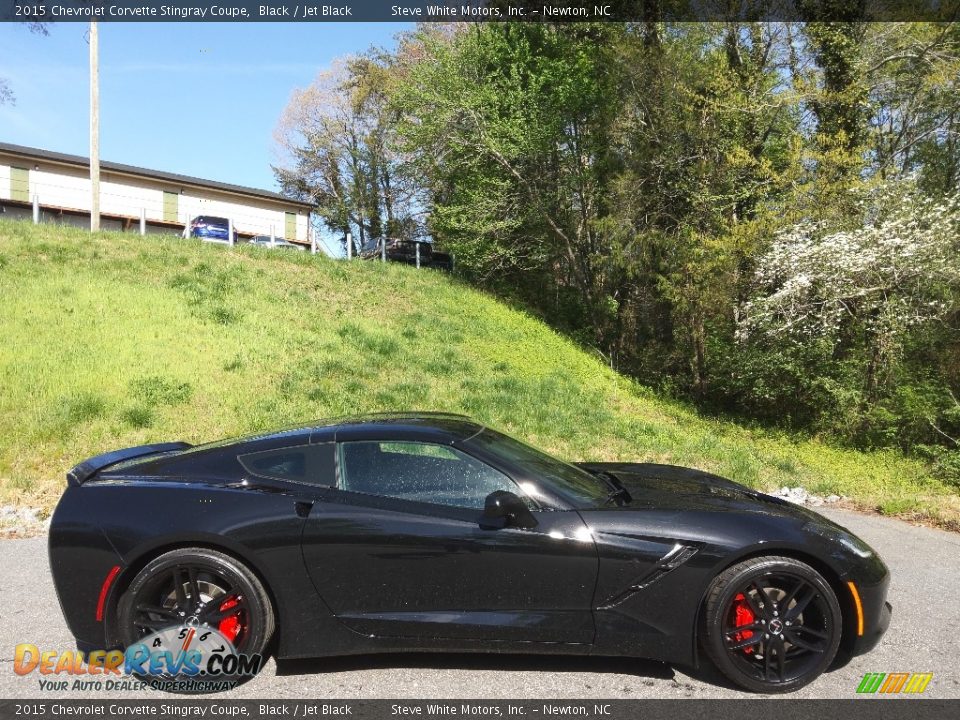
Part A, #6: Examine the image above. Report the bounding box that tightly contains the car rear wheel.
[701,556,842,693]
[116,548,274,687]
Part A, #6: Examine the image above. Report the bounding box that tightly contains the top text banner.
[2,0,959,23]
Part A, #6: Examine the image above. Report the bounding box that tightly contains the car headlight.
[803,522,874,558]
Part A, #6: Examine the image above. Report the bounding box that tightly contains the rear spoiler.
[66,442,192,487]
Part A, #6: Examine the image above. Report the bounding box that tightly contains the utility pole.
[89,21,100,232]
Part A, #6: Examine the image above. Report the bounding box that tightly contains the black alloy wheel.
[702,556,842,693]
[116,548,274,681]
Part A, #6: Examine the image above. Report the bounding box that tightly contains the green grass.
[1,219,958,529]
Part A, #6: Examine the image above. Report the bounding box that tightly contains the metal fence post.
[346,232,352,260]
[270,224,276,248]
[416,242,420,269]
[310,225,316,255]
[32,194,39,224]
[381,237,386,263]
[228,218,235,247]
[140,208,146,236]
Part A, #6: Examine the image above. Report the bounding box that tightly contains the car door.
[300,438,599,644]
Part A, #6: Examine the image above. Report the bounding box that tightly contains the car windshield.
[469,428,610,508]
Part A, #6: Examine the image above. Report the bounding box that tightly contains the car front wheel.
[701,556,842,693]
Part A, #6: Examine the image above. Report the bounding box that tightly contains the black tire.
[116,548,274,690]
[701,556,842,693]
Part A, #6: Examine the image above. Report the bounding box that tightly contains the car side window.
[338,440,528,510]
[238,442,335,486]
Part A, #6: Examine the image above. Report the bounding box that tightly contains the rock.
[808,496,825,507]
[783,487,809,504]
[0,505,47,535]
[17,508,38,524]
[825,494,841,504]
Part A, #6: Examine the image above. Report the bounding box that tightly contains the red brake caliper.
[731,592,756,654]
[217,595,245,644]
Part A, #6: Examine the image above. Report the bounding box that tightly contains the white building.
[0,142,313,243]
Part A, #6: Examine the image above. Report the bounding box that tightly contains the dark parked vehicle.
[248,235,305,251]
[50,413,890,693]
[186,215,237,244]
[361,239,453,271]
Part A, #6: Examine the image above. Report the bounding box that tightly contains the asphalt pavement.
[1,508,958,699]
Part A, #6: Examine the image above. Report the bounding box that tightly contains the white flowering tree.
[741,179,960,398]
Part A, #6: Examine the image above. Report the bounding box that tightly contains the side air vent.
[599,543,700,608]
[629,543,700,590]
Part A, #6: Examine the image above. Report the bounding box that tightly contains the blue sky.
[0,22,410,192]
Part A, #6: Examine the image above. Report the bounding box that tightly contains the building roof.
[0,141,313,209]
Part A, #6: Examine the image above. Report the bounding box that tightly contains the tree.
[741,178,960,402]
[274,52,422,253]
[395,23,624,345]
[608,23,801,391]
[861,23,960,193]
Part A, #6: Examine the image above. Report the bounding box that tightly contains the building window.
[163,191,179,223]
[10,167,29,203]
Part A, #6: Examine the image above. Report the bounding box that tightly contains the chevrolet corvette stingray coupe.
[49,413,891,693]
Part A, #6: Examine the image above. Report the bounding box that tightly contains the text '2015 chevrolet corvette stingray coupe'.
[49,413,891,693]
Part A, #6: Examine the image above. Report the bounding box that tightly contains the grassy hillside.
[1,219,957,528]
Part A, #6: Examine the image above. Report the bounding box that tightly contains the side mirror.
[479,490,537,530]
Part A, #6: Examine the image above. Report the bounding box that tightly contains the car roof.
[104,413,484,478]
[310,412,484,442]
[192,412,484,448]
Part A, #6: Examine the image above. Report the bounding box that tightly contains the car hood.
[575,461,828,524]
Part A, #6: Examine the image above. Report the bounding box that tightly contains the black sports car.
[49,413,891,693]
